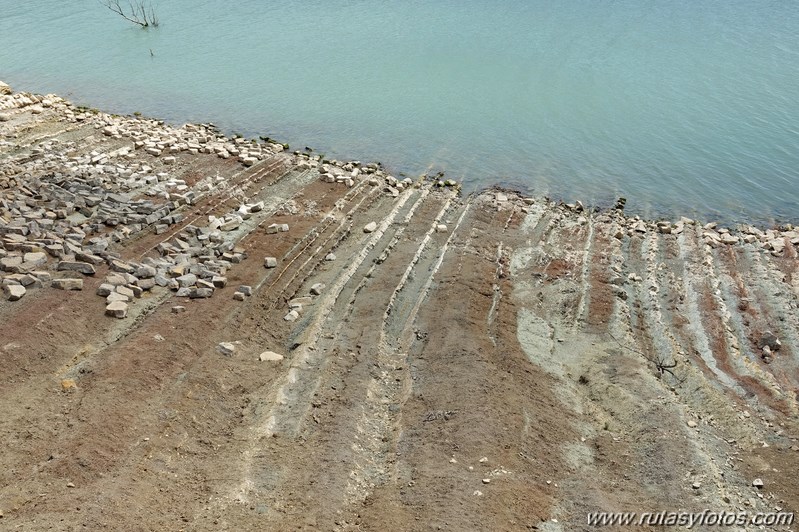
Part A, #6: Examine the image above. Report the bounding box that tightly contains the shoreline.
[2,81,799,529]
[3,79,793,228]
[2,80,796,234]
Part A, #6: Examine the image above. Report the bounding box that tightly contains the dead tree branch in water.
[100,0,159,28]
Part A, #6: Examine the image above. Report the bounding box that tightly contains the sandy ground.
[1,88,799,531]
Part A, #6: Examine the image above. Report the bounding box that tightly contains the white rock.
[4,284,26,301]
[106,292,129,304]
[105,301,128,318]
[363,222,377,233]
[752,478,764,488]
[259,351,284,362]
[217,342,236,356]
[264,257,278,268]
[284,310,299,322]
[310,283,325,295]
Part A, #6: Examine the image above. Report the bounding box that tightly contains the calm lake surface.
[1,1,798,223]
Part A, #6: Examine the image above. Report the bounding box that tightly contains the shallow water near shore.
[1,1,798,223]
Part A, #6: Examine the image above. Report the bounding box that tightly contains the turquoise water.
[1,1,798,223]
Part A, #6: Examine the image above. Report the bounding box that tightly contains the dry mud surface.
[1,88,799,531]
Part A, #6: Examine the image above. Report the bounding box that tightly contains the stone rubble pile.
[549,198,799,258]
[1,86,286,309]
[619,214,798,256]
[90,218,255,317]
[97,115,286,165]
[316,157,415,198]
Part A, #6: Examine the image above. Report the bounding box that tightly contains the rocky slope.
[1,83,798,531]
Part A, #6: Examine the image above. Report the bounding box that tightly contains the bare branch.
[607,332,686,384]
[100,0,159,28]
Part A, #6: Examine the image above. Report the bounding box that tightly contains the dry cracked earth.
[1,87,799,531]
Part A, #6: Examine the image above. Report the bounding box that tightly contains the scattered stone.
[4,284,26,301]
[176,273,198,288]
[259,351,284,362]
[325,253,336,261]
[211,276,227,288]
[284,310,299,322]
[196,279,215,290]
[217,342,236,356]
[220,218,240,232]
[435,224,448,233]
[238,285,253,296]
[106,289,129,302]
[172,306,186,314]
[107,273,129,286]
[105,301,128,318]
[61,379,77,392]
[233,291,246,301]
[310,283,325,295]
[23,252,47,267]
[363,222,377,233]
[136,265,157,278]
[721,233,739,245]
[752,478,764,488]
[0,256,23,272]
[116,285,135,299]
[137,278,156,291]
[57,261,96,276]
[95,283,114,297]
[189,287,213,299]
[264,257,278,268]
[110,260,135,274]
[759,331,782,352]
[52,278,83,291]
[482,478,491,484]
[289,297,312,308]
[687,420,698,428]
